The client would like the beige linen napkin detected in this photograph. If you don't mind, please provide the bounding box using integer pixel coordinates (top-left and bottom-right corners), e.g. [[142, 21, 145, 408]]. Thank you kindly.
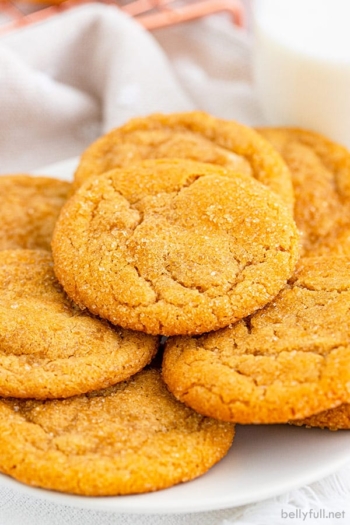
[[0, 2, 262, 174], [0, 3, 193, 173]]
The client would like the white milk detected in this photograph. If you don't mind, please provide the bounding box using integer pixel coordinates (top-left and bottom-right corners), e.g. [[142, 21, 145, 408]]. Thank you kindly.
[[253, 0, 350, 148]]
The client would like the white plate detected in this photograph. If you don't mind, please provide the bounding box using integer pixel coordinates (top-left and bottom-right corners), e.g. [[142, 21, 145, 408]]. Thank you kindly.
[[33, 156, 80, 180], [1, 424, 350, 514], [1, 158, 350, 515]]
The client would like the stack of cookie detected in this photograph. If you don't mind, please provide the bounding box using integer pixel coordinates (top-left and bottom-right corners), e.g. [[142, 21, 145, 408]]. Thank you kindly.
[[0, 183, 234, 496], [0, 111, 349, 497]]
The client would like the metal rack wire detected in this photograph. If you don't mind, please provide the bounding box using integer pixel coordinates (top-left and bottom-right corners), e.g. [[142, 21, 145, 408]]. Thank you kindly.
[[0, 0, 244, 34]]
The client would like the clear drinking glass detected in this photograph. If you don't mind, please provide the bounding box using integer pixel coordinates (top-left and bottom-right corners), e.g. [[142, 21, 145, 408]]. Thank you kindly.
[[252, 0, 350, 148]]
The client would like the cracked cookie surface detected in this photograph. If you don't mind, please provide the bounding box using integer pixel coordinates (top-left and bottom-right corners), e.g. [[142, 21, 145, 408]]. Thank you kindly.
[[52, 159, 299, 336], [0, 368, 235, 495], [162, 257, 350, 423], [0, 250, 158, 398], [257, 128, 350, 256], [0, 175, 70, 251], [73, 111, 294, 209]]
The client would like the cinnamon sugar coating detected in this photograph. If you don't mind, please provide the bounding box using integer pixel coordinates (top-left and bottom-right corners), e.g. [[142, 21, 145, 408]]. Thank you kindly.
[[258, 128, 350, 256], [0, 175, 70, 251], [290, 404, 350, 431], [0, 250, 158, 398], [0, 369, 235, 495], [52, 159, 299, 336], [73, 111, 294, 209], [162, 257, 350, 424]]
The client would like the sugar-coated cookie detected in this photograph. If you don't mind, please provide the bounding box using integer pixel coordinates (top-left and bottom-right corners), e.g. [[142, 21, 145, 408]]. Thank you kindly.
[[0, 250, 158, 398], [162, 257, 350, 423], [73, 111, 294, 208], [0, 175, 70, 251], [257, 128, 350, 256], [290, 404, 350, 431], [0, 368, 235, 495], [53, 159, 300, 336]]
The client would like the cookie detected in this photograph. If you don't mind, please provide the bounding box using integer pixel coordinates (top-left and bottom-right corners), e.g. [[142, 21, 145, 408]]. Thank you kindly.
[[290, 404, 350, 431], [72, 111, 294, 209], [52, 159, 300, 336], [162, 256, 350, 424], [257, 127, 350, 256], [0, 368, 235, 496], [0, 175, 70, 251], [0, 250, 158, 398]]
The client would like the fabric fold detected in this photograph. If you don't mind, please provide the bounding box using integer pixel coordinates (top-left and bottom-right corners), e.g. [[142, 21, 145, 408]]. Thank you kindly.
[[0, 4, 193, 172]]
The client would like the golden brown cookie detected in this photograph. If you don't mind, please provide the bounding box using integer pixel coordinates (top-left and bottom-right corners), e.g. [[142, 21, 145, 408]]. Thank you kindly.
[[0, 175, 70, 251], [0, 368, 235, 496], [162, 256, 350, 424], [290, 404, 350, 431], [0, 250, 158, 399], [52, 159, 300, 336], [257, 127, 350, 256], [73, 111, 294, 209]]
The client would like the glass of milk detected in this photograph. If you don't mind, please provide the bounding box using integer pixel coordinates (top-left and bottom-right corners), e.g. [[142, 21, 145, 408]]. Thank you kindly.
[[252, 0, 350, 148]]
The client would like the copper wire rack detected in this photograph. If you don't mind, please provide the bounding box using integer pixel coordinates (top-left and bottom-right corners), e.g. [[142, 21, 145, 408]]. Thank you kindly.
[[0, 0, 244, 34]]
